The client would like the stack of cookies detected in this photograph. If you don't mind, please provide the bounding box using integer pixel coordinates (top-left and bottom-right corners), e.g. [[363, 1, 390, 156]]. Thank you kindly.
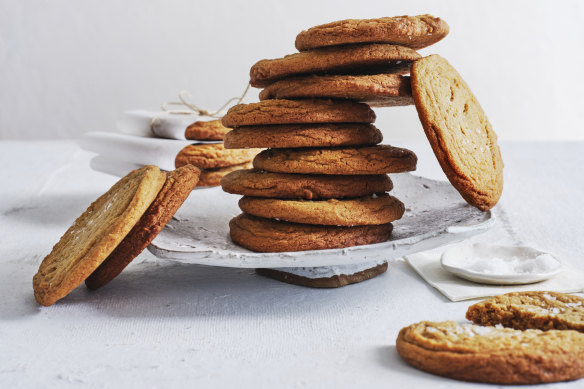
[[82, 114, 261, 188], [174, 119, 260, 187], [220, 15, 450, 253]]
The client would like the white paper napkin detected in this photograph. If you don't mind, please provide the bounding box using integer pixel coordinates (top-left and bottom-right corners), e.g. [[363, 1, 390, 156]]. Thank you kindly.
[[405, 249, 584, 301]]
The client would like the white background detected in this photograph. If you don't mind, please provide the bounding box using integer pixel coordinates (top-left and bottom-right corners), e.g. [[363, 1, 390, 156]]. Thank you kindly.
[[1, 0, 583, 141]]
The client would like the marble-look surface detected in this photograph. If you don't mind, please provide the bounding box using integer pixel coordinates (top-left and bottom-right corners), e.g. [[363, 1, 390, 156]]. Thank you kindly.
[[1, 140, 583, 388]]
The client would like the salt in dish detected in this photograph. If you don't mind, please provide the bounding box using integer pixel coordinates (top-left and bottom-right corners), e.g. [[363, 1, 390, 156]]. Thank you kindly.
[[440, 243, 563, 285]]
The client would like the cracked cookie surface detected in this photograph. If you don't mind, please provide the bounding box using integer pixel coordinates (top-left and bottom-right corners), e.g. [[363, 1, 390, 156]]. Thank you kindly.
[[185, 120, 230, 141], [466, 291, 584, 332], [250, 43, 420, 87], [253, 145, 417, 175], [224, 123, 382, 149], [198, 161, 253, 187], [229, 213, 393, 252], [239, 193, 404, 226], [174, 143, 260, 169], [259, 74, 413, 107], [221, 169, 392, 199], [222, 99, 375, 127], [295, 15, 449, 51], [396, 320, 584, 384]]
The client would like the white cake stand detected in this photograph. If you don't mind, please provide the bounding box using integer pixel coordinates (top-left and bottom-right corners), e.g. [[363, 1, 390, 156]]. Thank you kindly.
[[148, 173, 495, 279]]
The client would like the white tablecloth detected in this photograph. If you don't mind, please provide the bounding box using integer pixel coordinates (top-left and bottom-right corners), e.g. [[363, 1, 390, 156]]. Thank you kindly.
[[1, 140, 583, 388]]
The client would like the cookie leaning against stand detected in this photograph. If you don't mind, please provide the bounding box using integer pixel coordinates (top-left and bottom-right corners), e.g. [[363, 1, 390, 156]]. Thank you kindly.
[[33, 166, 167, 306], [411, 54, 503, 210], [85, 165, 201, 290]]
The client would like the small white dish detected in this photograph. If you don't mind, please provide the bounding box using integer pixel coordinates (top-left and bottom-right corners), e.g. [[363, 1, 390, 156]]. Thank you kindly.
[[440, 243, 563, 285]]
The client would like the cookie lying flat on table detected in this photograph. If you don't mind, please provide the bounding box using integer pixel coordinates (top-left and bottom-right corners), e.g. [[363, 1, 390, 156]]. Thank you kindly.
[[221, 169, 392, 199], [174, 143, 260, 169], [253, 145, 417, 175], [295, 15, 449, 51], [250, 43, 420, 87], [411, 55, 503, 211], [33, 166, 167, 306], [258, 74, 413, 107], [224, 123, 382, 149], [198, 161, 253, 187], [229, 213, 393, 252], [256, 262, 388, 288], [185, 120, 230, 141], [85, 165, 201, 290], [239, 194, 404, 226], [466, 291, 584, 332], [221, 99, 375, 127], [396, 321, 584, 384]]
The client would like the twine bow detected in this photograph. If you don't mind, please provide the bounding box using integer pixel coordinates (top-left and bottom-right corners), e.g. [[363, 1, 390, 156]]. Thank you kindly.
[[150, 83, 250, 133]]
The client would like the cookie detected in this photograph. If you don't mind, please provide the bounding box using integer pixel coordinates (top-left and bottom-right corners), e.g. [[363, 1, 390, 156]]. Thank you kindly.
[[224, 123, 382, 149], [259, 74, 413, 107], [250, 43, 420, 87], [198, 161, 253, 187], [220, 169, 393, 199], [221, 99, 375, 127], [396, 321, 584, 384], [411, 55, 503, 211], [229, 213, 393, 252], [174, 143, 260, 169], [466, 291, 584, 332], [239, 194, 404, 226], [32, 166, 167, 306], [256, 262, 388, 288], [85, 165, 201, 290], [185, 120, 230, 141], [253, 145, 417, 175], [295, 15, 449, 51]]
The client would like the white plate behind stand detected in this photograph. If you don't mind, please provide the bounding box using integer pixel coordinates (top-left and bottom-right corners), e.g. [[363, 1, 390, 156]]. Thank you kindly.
[[441, 243, 563, 285], [147, 173, 495, 268]]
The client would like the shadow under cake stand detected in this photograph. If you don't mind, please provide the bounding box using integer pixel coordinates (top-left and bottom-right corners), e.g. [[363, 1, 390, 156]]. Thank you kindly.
[[148, 173, 494, 287]]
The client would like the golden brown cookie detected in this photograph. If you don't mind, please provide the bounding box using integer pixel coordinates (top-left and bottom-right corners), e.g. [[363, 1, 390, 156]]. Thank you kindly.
[[239, 194, 404, 226], [32, 166, 167, 306], [221, 169, 392, 199], [259, 74, 413, 107], [198, 161, 253, 187], [229, 213, 393, 252], [466, 291, 584, 332], [85, 165, 201, 290], [250, 43, 420, 87], [224, 123, 382, 149], [185, 120, 230, 141], [396, 321, 584, 384], [295, 15, 449, 51], [253, 145, 417, 175], [256, 262, 388, 288], [222, 99, 375, 127], [174, 143, 260, 169], [411, 55, 503, 211]]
